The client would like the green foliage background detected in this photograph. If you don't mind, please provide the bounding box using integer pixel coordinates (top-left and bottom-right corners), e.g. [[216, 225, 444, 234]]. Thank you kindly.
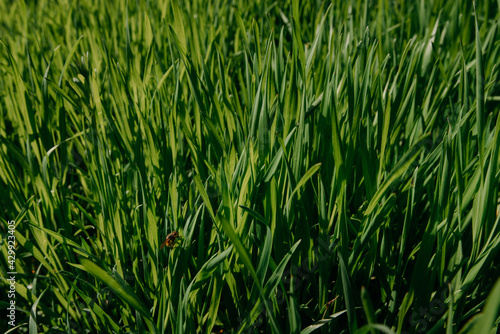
[[1, 0, 500, 333]]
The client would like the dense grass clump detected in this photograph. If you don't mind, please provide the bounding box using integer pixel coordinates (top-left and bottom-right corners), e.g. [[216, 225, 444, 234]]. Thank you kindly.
[[1, 0, 500, 333]]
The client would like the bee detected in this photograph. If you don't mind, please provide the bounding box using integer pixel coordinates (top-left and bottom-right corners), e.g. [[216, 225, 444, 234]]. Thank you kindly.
[[160, 231, 181, 249]]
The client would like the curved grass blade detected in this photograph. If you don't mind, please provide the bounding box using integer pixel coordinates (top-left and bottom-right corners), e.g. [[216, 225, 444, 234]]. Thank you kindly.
[[29, 287, 48, 334], [73, 258, 156, 332], [364, 136, 427, 216]]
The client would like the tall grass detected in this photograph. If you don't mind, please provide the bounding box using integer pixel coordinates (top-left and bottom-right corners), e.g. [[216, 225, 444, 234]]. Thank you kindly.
[[1, 0, 499, 333]]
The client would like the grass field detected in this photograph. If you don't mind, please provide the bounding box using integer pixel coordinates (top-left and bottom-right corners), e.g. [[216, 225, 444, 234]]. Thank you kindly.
[[1, 0, 500, 333]]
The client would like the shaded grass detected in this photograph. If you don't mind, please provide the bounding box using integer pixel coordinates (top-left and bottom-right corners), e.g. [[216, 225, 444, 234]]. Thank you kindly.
[[1, 0, 500, 333]]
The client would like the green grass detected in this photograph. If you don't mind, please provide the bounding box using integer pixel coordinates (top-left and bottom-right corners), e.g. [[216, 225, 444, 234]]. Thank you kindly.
[[1, 0, 500, 333]]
